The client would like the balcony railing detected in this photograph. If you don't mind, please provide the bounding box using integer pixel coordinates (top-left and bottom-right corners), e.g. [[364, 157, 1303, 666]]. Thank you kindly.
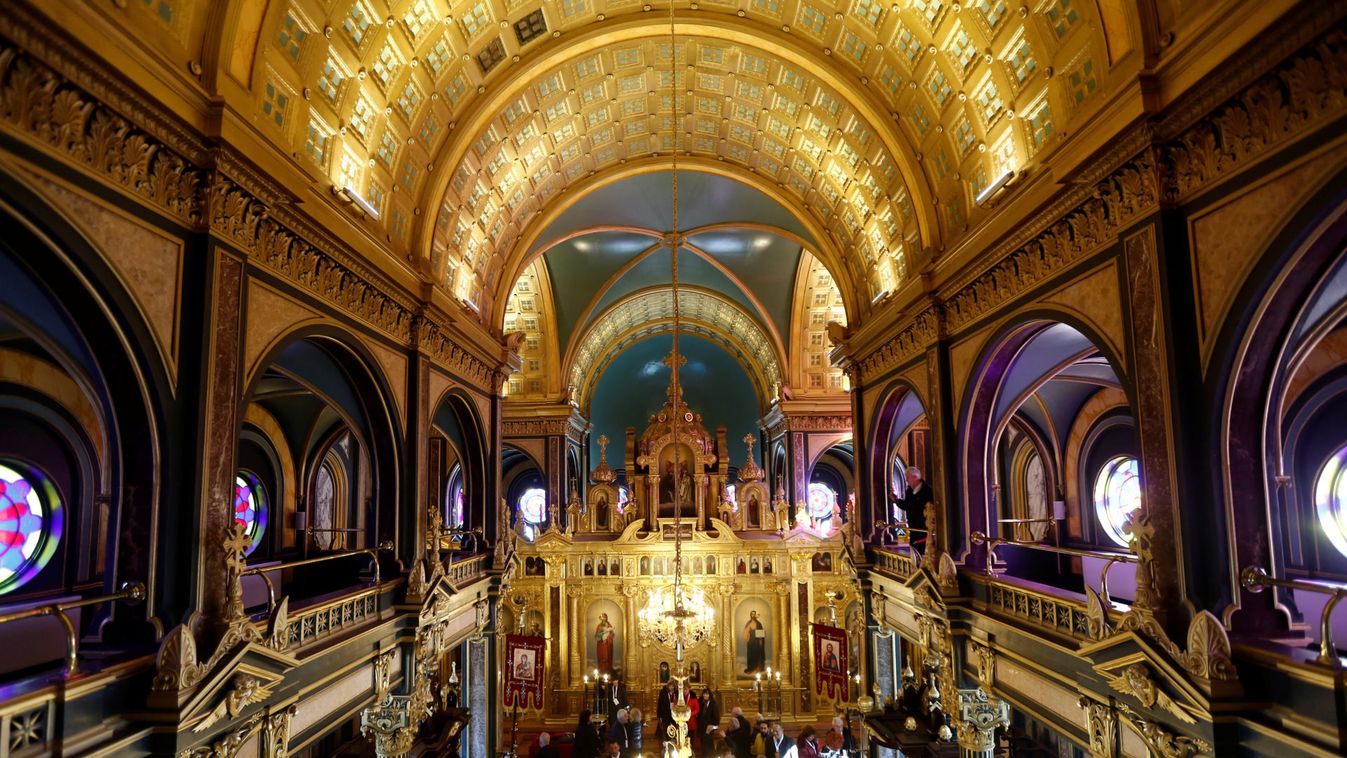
[[1242, 566, 1347, 666], [971, 531, 1138, 607], [0, 581, 146, 675], [243, 544, 389, 614]]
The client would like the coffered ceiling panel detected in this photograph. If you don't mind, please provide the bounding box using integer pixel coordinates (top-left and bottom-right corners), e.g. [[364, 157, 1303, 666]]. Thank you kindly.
[[219, 0, 1107, 324]]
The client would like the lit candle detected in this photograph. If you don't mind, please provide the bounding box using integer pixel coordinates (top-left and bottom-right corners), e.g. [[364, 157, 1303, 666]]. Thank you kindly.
[[584, 675, 589, 685]]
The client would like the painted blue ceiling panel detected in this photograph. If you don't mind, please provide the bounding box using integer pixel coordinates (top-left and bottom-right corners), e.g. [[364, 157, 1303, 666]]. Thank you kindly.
[[686, 229, 800, 338], [542, 231, 660, 348], [530, 171, 813, 252], [587, 333, 763, 471]]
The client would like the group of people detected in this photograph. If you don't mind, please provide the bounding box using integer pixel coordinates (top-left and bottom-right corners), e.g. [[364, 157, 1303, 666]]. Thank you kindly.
[[561, 679, 857, 758]]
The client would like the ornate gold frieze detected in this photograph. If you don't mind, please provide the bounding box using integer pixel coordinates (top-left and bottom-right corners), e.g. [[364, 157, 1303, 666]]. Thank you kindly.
[[855, 306, 940, 384], [1163, 29, 1347, 203], [0, 43, 204, 225], [502, 416, 576, 438], [783, 414, 854, 432], [1116, 704, 1213, 758]]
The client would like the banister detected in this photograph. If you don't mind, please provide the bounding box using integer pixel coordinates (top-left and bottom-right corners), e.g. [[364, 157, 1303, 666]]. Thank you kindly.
[[0, 580, 147, 675], [970, 532, 1138, 606], [1242, 565, 1347, 666], [243, 542, 392, 613]]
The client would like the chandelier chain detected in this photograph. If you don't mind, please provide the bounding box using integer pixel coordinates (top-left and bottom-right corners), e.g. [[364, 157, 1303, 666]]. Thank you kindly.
[[668, 0, 685, 674]]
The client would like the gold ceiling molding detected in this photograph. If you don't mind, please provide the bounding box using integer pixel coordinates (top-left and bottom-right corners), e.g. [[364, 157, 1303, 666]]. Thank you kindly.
[[566, 285, 783, 412]]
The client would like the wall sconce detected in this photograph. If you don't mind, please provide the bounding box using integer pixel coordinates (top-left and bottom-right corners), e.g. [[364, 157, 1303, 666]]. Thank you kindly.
[[335, 185, 382, 221], [974, 170, 1016, 207]]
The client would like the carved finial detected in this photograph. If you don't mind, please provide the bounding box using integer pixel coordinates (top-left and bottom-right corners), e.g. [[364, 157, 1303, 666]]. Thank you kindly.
[[592, 434, 616, 484], [738, 434, 765, 482], [223, 522, 253, 623]]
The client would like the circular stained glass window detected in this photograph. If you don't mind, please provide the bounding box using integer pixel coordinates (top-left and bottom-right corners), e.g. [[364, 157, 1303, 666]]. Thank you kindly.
[[808, 482, 838, 521], [233, 472, 269, 556], [0, 463, 63, 595], [519, 488, 546, 541], [1315, 445, 1347, 558], [1093, 456, 1142, 547]]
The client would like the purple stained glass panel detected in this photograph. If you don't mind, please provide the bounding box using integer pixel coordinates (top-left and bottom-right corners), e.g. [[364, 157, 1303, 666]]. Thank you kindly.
[[0, 463, 63, 594]]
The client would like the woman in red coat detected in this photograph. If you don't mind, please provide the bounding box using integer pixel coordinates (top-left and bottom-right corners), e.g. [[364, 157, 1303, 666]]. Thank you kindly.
[[685, 686, 701, 750]]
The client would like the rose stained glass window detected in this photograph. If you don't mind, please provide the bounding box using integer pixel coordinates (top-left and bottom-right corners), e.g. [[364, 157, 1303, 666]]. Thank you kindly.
[[234, 472, 269, 556], [1093, 456, 1141, 546], [1315, 445, 1347, 558], [808, 482, 838, 521], [519, 488, 546, 540], [0, 463, 63, 595]]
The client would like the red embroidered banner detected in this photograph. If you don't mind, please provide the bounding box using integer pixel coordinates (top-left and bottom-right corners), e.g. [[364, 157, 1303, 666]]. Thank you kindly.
[[504, 634, 546, 709], [812, 623, 849, 701]]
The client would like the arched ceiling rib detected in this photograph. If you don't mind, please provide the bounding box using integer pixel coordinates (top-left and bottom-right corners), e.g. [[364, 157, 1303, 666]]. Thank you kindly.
[[224, 0, 1107, 322], [568, 286, 783, 413]]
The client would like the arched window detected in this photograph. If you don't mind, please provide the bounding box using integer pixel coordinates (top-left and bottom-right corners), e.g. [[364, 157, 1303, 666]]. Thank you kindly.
[[1315, 444, 1347, 558], [445, 463, 465, 529], [891, 452, 908, 521], [234, 472, 269, 556], [519, 488, 546, 540], [447, 484, 465, 529], [1024, 452, 1050, 541], [808, 482, 837, 522], [1093, 456, 1141, 547], [724, 484, 737, 507], [313, 463, 335, 549], [0, 462, 63, 595], [618, 486, 629, 508]]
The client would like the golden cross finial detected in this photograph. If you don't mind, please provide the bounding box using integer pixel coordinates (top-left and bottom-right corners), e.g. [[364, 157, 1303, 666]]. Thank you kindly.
[[661, 351, 688, 370]]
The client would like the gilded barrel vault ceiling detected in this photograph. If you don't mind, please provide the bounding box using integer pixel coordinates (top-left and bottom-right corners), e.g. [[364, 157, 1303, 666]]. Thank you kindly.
[[161, 0, 1110, 322]]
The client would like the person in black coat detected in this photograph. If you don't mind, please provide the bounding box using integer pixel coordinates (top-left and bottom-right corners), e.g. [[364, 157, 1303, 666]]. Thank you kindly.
[[697, 689, 721, 758], [656, 681, 675, 741], [726, 715, 753, 758], [574, 710, 601, 758], [609, 672, 629, 712], [899, 467, 933, 549], [536, 732, 562, 758], [608, 710, 630, 752], [770, 723, 796, 758]]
